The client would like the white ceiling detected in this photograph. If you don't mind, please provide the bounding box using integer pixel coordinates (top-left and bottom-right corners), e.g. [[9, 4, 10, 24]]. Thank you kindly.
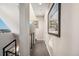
[[31, 3, 50, 17]]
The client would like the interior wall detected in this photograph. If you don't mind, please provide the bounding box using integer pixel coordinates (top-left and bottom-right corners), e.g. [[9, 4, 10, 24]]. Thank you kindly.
[[71, 4, 79, 55], [30, 4, 44, 40], [30, 4, 37, 24], [19, 3, 30, 56], [44, 3, 79, 56], [35, 16, 44, 40], [29, 3, 37, 34]]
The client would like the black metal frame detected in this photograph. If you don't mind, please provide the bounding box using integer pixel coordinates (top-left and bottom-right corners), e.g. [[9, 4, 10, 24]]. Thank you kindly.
[[6, 51, 15, 56], [48, 3, 61, 37], [3, 39, 17, 56], [31, 33, 35, 49]]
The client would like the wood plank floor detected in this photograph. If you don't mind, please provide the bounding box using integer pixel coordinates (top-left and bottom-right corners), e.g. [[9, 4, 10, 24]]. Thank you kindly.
[[30, 40, 49, 56]]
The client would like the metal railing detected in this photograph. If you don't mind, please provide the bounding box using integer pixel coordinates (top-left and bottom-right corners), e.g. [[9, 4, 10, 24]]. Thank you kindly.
[[31, 33, 35, 49], [3, 39, 18, 56]]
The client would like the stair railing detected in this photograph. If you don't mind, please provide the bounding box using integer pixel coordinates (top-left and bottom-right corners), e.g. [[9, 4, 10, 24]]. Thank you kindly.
[[3, 39, 17, 56]]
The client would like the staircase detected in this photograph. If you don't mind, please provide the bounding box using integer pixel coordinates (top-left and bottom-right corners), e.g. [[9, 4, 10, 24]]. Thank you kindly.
[[3, 39, 19, 56]]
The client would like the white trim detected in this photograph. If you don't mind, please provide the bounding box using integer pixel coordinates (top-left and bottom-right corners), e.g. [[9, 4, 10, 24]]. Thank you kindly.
[[44, 40, 52, 56]]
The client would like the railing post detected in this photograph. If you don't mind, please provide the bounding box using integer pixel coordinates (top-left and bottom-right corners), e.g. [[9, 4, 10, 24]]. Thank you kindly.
[[6, 51, 8, 56], [3, 48, 5, 56], [15, 40, 18, 56]]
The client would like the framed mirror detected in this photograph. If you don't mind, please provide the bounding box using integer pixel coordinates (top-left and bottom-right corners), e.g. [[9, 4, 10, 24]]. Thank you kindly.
[[48, 3, 61, 37]]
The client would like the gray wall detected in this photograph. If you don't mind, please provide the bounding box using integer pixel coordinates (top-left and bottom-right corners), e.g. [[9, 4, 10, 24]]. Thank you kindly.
[[44, 3, 79, 56], [19, 3, 30, 56], [35, 16, 44, 40]]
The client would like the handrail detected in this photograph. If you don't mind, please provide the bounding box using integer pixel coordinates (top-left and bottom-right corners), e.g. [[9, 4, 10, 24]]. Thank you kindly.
[[3, 39, 17, 56], [3, 40, 16, 49]]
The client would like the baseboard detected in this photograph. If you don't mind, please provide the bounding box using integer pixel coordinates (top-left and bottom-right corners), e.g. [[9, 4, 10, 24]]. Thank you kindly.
[[44, 41, 52, 56]]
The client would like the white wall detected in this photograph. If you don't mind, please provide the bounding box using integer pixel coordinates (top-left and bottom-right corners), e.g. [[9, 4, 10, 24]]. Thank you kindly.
[[19, 3, 30, 56], [29, 4, 36, 34], [0, 4, 19, 34], [30, 4, 37, 24], [71, 4, 79, 55], [35, 16, 44, 40], [30, 4, 44, 40], [44, 3, 79, 56]]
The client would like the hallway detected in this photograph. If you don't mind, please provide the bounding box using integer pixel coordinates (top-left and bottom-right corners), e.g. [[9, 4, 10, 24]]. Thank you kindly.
[[30, 40, 49, 56]]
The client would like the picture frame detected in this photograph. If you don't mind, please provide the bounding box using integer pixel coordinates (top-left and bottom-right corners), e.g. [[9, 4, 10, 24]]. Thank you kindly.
[[48, 3, 61, 37], [33, 21, 38, 28]]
